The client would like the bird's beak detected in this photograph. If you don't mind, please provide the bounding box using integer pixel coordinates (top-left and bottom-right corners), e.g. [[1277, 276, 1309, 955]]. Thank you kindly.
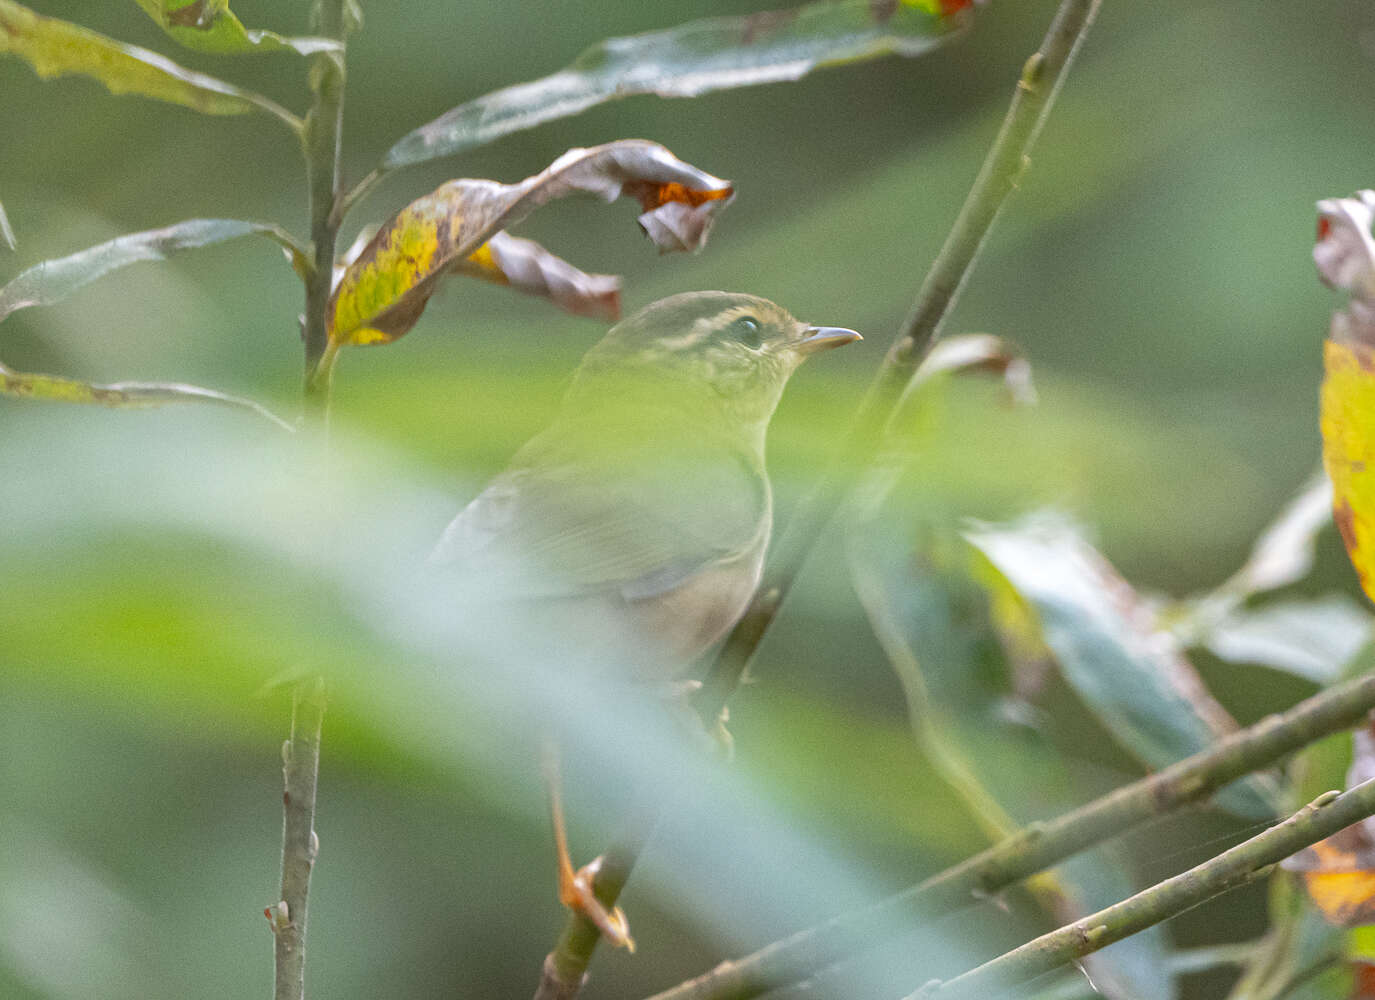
[[795, 325, 862, 355]]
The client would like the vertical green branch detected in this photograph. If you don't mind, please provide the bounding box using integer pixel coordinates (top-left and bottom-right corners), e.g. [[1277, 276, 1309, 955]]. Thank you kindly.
[[270, 6, 349, 998], [301, 0, 349, 412], [272, 678, 328, 1000], [699, 0, 1101, 716]]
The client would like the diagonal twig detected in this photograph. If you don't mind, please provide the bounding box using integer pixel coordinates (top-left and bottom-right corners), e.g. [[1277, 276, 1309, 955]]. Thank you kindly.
[[530, 1, 1102, 996]]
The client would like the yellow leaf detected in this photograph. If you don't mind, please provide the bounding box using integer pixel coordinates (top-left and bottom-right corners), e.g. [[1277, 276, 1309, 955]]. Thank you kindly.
[[1321, 337, 1375, 603]]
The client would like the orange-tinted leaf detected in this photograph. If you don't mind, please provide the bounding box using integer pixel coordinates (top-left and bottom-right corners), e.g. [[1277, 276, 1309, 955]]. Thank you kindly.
[[452, 232, 620, 322], [1287, 726, 1375, 927], [329, 141, 732, 346]]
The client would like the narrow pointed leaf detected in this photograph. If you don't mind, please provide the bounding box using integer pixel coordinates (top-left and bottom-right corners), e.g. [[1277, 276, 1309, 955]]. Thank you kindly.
[[0, 199, 14, 251], [330, 140, 731, 346], [131, 0, 340, 56], [0, 0, 294, 122], [453, 232, 621, 321], [381, 0, 974, 170], [0, 218, 307, 326], [966, 514, 1281, 820], [0, 362, 292, 430]]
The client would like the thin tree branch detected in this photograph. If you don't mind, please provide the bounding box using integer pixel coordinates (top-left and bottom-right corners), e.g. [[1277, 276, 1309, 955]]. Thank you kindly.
[[270, 678, 327, 1000], [911, 781, 1375, 999], [528, 1, 1102, 994], [643, 671, 1375, 1000], [300, 1, 349, 413], [268, 6, 349, 999]]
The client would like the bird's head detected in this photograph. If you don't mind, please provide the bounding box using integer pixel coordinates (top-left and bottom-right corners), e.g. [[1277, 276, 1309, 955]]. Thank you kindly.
[[571, 291, 861, 432]]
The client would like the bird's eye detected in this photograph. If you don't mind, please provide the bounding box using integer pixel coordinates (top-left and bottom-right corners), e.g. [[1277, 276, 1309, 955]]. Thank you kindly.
[[731, 316, 763, 348]]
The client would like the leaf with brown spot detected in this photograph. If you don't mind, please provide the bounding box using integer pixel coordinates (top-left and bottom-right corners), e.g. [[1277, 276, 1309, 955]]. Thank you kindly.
[[380, 0, 973, 170], [0, 361, 292, 430], [329, 141, 731, 347], [131, 0, 339, 56]]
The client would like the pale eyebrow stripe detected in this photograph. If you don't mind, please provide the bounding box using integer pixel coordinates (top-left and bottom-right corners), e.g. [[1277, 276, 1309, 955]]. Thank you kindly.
[[655, 317, 716, 352]]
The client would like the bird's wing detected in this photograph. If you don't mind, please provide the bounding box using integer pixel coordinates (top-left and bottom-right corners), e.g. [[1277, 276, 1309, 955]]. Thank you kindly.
[[431, 422, 768, 600]]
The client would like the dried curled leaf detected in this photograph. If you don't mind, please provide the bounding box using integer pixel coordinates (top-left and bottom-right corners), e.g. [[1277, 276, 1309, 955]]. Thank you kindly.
[[330, 141, 732, 346], [382, 0, 973, 170], [131, 0, 340, 56], [0, 361, 292, 430], [0, 0, 287, 119], [1317, 192, 1375, 607], [908, 333, 1037, 404], [453, 233, 621, 322]]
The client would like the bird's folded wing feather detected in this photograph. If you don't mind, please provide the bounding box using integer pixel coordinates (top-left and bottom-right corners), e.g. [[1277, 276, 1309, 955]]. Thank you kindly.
[[431, 422, 767, 600]]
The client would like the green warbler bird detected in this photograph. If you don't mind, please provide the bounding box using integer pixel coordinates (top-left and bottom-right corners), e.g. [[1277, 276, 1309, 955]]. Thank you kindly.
[[431, 290, 860, 945]]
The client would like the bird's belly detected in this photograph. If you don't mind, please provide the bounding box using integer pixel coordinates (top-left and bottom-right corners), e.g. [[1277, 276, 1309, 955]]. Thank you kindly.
[[539, 544, 764, 678], [622, 546, 765, 669]]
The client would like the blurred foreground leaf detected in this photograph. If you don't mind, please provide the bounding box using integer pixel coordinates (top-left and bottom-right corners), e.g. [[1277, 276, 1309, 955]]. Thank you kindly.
[[966, 514, 1280, 819], [0, 362, 291, 429], [381, 0, 973, 170], [131, 0, 340, 55], [0, 218, 306, 326], [0, 0, 293, 122], [330, 140, 731, 345]]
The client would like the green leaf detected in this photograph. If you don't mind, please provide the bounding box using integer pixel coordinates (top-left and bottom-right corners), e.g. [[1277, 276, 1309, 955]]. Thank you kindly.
[[380, 0, 973, 170], [0, 199, 13, 251], [0, 218, 307, 326], [0, 0, 298, 127], [131, 0, 340, 56], [0, 362, 292, 430], [847, 488, 1176, 1000], [1204, 596, 1372, 685], [965, 513, 1282, 820]]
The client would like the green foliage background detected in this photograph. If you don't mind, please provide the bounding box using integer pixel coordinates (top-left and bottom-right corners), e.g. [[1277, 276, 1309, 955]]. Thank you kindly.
[[2, 2, 1374, 998]]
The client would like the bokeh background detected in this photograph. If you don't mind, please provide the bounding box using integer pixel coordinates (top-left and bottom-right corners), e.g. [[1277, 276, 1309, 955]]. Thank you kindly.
[[4, 1, 1375, 997]]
